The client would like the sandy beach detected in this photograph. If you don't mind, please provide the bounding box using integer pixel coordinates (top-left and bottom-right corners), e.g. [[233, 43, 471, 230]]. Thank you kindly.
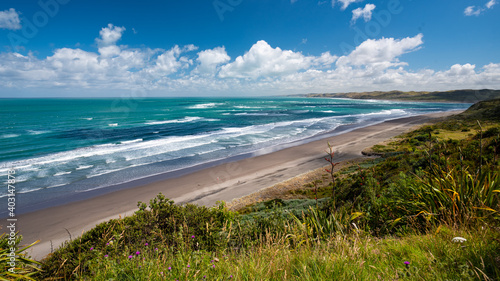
[[9, 111, 460, 260]]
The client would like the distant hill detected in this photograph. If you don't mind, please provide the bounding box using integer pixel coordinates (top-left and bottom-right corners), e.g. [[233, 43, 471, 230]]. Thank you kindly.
[[455, 98, 500, 121], [303, 89, 500, 103]]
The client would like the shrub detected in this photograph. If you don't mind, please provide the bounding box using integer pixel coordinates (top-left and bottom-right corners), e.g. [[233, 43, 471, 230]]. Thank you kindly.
[[40, 194, 236, 279]]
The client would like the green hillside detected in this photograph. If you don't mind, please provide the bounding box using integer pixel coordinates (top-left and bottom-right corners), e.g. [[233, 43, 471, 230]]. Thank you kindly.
[[305, 89, 500, 103], [457, 98, 500, 120]]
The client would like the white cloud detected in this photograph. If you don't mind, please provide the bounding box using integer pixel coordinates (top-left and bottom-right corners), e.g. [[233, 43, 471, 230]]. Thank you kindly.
[[333, 0, 364, 10], [0, 8, 21, 30], [95, 24, 126, 58], [195, 47, 231, 75], [96, 24, 126, 47], [313, 52, 338, 67], [486, 0, 497, 9], [98, 45, 121, 58], [182, 44, 199, 53], [219, 40, 312, 79], [336, 34, 423, 68], [144, 45, 195, 77], [47, 48, 101, 74], [351, 4, 376, 24], [0, 26, 499, 96], [464, 0, 496, 16], [447, 63, 476, 76], [464, 6, 482, 16]]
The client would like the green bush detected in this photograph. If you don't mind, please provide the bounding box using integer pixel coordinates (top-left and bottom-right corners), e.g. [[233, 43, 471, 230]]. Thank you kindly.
[[40, 193, 236, 279]]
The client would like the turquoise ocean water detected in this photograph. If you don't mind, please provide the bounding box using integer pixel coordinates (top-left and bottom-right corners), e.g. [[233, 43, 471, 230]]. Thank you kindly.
[[0, 97, 469, 213]]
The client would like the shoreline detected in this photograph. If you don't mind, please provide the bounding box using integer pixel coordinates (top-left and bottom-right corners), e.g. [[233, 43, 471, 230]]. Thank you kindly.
[[5, 111, 436, 217], [6, 110, 461, 260]]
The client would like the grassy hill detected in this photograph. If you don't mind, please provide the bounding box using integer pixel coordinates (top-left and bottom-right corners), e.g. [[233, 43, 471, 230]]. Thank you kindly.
[[305, 89, 500, 103], [457, 98, 500, 120]]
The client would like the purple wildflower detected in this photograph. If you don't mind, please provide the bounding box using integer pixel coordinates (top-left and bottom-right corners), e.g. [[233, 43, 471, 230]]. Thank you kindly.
[[136, 251, 140, 255], [168, 267, 171, 270], [191, 235, 195, 238], [145, 243, 149, 246], [212, 264, 215, 268], [155, 248, 158, 251], [404, 261, 410, 265], [104, 254, 108, 258], [106, 243, 109, 246], [90, 247, 94, 251], [128, 255, 133, 259], [187, 264, 190, 268]]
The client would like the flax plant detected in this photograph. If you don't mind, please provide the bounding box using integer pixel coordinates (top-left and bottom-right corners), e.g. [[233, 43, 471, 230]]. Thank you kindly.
[[0, 233, 41, 280], [394, 166, 499, 228]]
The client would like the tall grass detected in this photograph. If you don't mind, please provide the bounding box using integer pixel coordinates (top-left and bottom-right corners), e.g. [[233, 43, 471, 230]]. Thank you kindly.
[[41, 224, 500, 280], [393, 166, 499, 228]]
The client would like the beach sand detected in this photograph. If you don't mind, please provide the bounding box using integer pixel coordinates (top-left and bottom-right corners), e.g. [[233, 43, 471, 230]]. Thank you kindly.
[[10, 111, 460, 260]]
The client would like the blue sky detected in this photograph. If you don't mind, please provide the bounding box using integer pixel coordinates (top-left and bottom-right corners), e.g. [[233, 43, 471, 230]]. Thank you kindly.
[[0, 0, 499, 97]]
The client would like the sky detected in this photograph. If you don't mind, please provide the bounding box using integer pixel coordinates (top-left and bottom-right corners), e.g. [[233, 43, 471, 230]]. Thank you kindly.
[[0, 0, 499, 97]]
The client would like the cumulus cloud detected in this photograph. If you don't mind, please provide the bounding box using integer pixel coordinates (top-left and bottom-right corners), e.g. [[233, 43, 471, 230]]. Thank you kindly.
[[195, 47, 231, 75], [313, 52, 338, 67], [0, 8, 21, 30], [336, 34, 423, 68], [333, 0, 364, 10], [351, 4, 376, 24], [95, 24, 126, 58], [0, 25, 499, 96], [447, 63, 476, 76], [219, 40, 312, 79], [96, 24, 126, 47], [142, 45, 196, 78]]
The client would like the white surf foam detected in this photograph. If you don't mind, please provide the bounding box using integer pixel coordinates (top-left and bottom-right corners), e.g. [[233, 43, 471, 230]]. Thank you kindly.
[[188, 103, 223, 109]]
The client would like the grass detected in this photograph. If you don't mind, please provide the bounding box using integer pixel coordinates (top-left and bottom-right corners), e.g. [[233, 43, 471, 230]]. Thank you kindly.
[[34, 225, 500, 280], [392, 167, 500, 228]]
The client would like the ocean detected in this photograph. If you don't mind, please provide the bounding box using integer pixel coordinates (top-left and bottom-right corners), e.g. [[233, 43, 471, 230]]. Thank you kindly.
[[0, 97, 469, 214]]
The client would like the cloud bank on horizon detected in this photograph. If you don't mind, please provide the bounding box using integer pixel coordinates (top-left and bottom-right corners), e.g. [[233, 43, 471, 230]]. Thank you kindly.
[[0, 0, 499, 97]]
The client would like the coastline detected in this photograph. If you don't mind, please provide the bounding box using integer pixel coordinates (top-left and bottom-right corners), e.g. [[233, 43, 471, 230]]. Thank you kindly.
[[9, 110, 461, 260]]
